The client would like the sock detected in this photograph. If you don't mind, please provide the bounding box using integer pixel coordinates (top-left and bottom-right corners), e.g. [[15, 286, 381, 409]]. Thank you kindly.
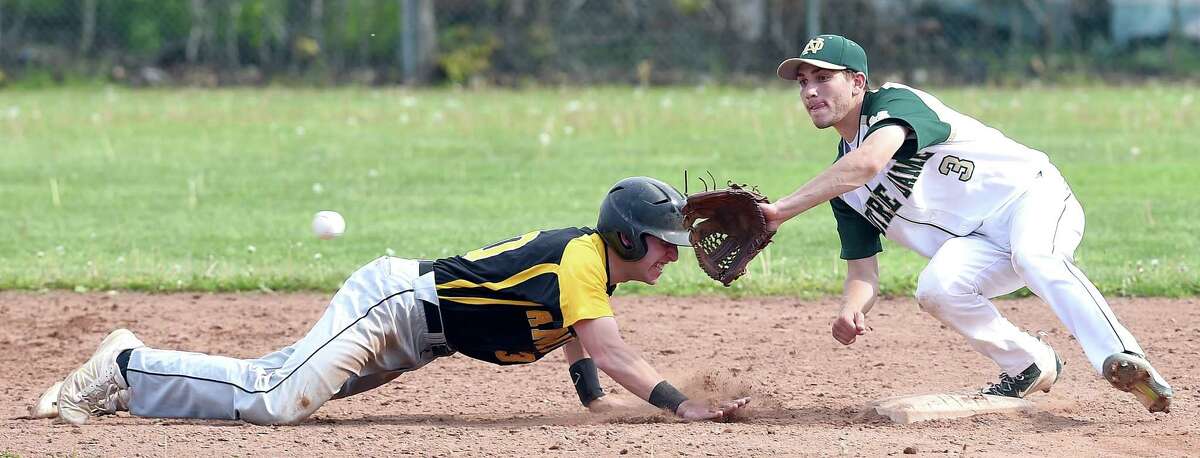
[[116, 348, 134, 386]]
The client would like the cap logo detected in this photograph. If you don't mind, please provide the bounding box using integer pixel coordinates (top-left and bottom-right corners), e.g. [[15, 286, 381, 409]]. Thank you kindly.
[[802, 37, 825, 55]]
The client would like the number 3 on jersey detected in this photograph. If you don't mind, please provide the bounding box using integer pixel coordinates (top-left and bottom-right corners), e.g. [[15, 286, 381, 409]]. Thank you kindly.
[[938, 155, 975, 181]]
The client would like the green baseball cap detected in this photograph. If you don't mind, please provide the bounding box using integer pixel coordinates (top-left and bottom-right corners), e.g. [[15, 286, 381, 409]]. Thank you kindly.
[[777, 34, 869, 80]]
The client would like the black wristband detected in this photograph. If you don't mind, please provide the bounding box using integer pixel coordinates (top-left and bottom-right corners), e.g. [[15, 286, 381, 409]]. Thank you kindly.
[[569, 358, 604, 406], [648, 381, 688, 413]]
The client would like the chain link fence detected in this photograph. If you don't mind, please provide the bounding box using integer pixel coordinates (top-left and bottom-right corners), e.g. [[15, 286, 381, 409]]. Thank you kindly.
[[1, 0, 1198, 87]]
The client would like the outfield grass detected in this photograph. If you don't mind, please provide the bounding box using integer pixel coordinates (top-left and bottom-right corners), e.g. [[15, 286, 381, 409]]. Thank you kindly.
[[1, 85, 1196, 296]]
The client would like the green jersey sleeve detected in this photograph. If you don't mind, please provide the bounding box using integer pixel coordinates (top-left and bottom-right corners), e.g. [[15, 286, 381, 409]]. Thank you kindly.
[[831, 197, 882, 260], [862, 86, 951, 160]]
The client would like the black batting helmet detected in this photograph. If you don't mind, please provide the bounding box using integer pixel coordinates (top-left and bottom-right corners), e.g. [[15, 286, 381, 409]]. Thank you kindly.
[[597, 176, 691, 261]]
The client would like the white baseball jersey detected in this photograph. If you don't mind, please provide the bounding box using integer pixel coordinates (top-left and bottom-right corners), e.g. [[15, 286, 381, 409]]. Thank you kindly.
[[829, 82, 1149, 379], [833, 83, 1051, 258]]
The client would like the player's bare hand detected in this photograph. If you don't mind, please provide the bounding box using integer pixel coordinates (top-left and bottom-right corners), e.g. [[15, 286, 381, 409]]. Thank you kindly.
[[586, 395, 641, 414], [832, 310, 868, 345], [674, 397, 751, 421], [759, 202, 784, 232]]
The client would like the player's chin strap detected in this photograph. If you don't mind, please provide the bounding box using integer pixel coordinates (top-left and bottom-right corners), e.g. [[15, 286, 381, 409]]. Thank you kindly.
[[418, 261, 455, 358]]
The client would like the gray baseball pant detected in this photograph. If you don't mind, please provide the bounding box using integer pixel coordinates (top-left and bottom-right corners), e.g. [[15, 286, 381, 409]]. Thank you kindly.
[[124, 257, 450, 425]]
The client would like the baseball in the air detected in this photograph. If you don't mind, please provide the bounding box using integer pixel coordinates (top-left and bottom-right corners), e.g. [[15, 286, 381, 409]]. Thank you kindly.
[[312, 211, 346, 240]]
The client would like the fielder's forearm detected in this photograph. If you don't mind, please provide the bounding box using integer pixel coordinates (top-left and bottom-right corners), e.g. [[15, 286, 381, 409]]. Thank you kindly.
[[775, 125, 906, 223], [841, 276, 878, 316], [774, 162, 872, 221], [842, 257, 881, 315]]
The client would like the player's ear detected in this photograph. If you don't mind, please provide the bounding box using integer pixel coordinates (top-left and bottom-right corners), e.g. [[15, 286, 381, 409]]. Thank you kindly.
[[851, 71, 867, 94], [618, 232, 633, 249]]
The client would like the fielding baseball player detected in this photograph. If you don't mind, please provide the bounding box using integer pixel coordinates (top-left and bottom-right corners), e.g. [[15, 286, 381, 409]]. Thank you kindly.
[[764, 34, 1172, 412], [35, 177, 750, 425]]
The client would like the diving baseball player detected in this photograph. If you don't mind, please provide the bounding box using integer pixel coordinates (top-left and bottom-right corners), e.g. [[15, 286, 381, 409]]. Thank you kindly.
[[35, 177, 750, 425], [764, 35, 1172, 412]]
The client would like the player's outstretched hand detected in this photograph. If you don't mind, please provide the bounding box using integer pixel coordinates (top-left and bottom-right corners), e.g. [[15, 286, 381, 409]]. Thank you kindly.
[[675, 397, 751, 421], [832, 310, 868, 345]]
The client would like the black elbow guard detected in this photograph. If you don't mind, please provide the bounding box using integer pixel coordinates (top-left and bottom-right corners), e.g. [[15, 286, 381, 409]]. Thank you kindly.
[[569, 358, 604, 406]]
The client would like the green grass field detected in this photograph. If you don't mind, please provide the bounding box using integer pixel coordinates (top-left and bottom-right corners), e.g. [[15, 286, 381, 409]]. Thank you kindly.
[[1, 86, 1197, 296]]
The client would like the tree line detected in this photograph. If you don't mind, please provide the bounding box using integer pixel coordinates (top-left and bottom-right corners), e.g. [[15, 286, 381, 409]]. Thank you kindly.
[[0, 0, 1194, 87]]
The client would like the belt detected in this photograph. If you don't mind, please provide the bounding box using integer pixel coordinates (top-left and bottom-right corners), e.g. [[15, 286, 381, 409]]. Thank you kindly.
[[419, 300, 454, 358], [417, 260, 453, 357], [421, 300, 444, 334]]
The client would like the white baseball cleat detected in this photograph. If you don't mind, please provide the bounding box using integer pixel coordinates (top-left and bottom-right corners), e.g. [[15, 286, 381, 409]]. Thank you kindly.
[[30, 380, 131, 419], [1103, 352, 1173, 413], [57, 329, 145, 425], [29, 381, 63, 418]]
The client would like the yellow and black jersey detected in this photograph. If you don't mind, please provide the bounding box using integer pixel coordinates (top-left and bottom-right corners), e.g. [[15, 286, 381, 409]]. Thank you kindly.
[[429, 227, 616, 365]]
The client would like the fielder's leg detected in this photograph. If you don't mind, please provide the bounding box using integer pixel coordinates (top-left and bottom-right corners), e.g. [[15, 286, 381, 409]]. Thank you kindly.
[[1006, 168, 1170, 411], [915, 235, 1060, 397], [1007, 169, 1144, 368], [123, 257, 439, 424]]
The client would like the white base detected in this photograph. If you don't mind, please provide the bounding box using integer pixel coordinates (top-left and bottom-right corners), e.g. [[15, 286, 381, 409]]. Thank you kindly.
[[861, 392, 1036, 424]]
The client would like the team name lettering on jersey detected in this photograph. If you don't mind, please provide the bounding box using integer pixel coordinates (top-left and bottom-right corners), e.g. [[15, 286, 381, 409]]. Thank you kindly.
[[886, 151, 934, 197], [864, 151, 934, 231], [493, 310, 574, 363], [526, 310, 572, 352], [864, 183, 901, 231]]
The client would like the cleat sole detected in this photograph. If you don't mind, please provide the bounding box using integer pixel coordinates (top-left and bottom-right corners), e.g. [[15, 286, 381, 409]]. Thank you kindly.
[[1104, 354, 1172, 413]]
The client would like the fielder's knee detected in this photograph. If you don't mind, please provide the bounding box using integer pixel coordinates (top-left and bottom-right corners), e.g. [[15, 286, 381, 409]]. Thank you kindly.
[[914, 270, 972, 316], [914, 274, 948, 315], [1011, 248, 1066, 279]]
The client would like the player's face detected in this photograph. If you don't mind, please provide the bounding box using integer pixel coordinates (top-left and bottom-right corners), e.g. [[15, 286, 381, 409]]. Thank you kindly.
[[633, 236, 679, 285], [794, 65, 860, 129]]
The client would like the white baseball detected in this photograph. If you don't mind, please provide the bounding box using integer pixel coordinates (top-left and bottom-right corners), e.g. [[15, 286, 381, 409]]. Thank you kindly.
[[312, 211, 346, 240]]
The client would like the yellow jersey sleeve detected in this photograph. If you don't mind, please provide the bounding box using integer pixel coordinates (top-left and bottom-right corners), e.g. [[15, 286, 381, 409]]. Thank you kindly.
[[558, 234, 614, 326]]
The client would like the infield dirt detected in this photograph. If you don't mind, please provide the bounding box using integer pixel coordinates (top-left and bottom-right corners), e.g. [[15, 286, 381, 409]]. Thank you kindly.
[[2, 292, 1196, 456]]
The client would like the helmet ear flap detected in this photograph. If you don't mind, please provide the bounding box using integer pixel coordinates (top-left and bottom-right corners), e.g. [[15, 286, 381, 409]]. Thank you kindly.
[[618, 232, 634, 249], [623, 232, 648, 261]]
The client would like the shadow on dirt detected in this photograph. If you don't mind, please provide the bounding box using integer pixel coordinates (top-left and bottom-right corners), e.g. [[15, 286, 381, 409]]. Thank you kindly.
[[295, 405, 860, 428]]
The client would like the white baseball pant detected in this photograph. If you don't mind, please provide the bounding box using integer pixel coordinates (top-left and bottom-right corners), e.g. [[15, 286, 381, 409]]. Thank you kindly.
[[914, 165, 1143, 376]]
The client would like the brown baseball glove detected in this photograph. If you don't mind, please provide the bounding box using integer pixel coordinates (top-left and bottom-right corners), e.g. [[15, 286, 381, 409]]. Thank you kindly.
[[682, 182, 775, 286]]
